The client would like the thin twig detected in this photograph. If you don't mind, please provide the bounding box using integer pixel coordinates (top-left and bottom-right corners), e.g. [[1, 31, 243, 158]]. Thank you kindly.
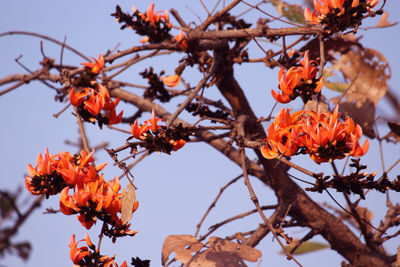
[[195, 174, 243, 237], [237, 115, 303, 267], [166, 58, 217, 128], [73, 106, 90, 153]]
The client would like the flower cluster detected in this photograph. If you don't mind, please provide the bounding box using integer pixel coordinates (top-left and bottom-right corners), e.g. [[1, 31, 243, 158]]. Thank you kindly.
[[174, 29, 188, 50], [69, 84, 123, 127], [304, 0, 380, 33], [25, 149, 138, 234], [112, 3, 172, 44], [81, 54, 104, 74], [271, 51, 322, 104], [69, 234, 127, 267], [261, 106, 369, 164], [130, 110, 187, 153]]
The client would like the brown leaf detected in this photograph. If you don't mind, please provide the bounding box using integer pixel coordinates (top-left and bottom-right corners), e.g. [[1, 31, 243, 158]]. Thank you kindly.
[[388, 122, 400, 137], [206, 237, 261, 262], [188, 251, 245, 267], [300, 35, 361, 63], [187, 237, 261, 267], [375, 12, 397, 28], [332, 47, 391, 106], [270, 0, 305, 24], [120, 184, 136, 225], [332, 98, 376, 138], [161, 235, 203, 266]]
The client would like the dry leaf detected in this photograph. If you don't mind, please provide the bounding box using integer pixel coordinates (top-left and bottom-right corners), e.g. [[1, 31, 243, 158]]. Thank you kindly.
[[332, 47, 391, 106], [270, 0, 305, 24], [161, 235, 203, 266], [206, 237, 261, 262], [388, 122, 400, 137], [304, 95, 329, 113], [187, 251, 245, 267], [300, 35, 361, 63], [120, 184, 136, 225], [187, 237, 261, 267], [332, 98, 376, 138], [375, 12, 396, 28]]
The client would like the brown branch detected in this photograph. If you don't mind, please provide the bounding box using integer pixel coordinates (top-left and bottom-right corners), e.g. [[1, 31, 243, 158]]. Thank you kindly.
[[237, 115, 302, 266], [188, 26, 323, 40], [0, 31, 90, 61], [0, 196, 43, 251], [73, 106, 90, 154], [197, 0, 242, 31]]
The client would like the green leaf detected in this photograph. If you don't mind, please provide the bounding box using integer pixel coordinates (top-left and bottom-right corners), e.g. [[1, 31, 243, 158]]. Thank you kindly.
[[284, 241, 330, 255], [270, 0, 305, 24], [324, 80, 350, 93]]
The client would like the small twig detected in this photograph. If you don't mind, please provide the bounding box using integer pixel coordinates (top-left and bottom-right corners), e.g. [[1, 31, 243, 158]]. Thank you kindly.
[[199, 0, 211, 16], [53, 103, 71, 118], [195, 174, 243, 237], [73, 106, 90, 153], [237, 115, 302, 267], [166, 58, 218, 128], [0, 31, 90, 61], [199, 205, 277, 242], [118, 151, 150, 180], [317, 34, 326, 80], [197, 0, 242, 31]]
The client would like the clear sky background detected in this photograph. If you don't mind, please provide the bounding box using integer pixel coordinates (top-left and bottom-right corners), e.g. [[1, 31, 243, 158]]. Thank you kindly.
[[1, 1, 399, 267]]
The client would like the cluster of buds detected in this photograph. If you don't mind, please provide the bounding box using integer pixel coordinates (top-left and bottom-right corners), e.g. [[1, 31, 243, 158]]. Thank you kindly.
[[25, 149, 138, 233], [304, 0, 380, 33], [112, 3, 172, 44], [130, 110, 187, 153], [69, 234, 127, 267], [271, 51, 322, 104], [261, 106, 369, 164], [69, 84, 123, 127]]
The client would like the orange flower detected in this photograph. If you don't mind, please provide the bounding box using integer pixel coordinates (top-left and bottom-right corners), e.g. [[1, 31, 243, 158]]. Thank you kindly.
[[69, 234, 91, 265], [60, 175, 128, 229], [304, 0, 377, 25], [170, 139, 186, 151], [81, 54, 104, 74], [261, 106, 369, 164], [144, 109, 163, 132], [130, 120, 150, 139], [144, 3, 172, 28], [25, 148, 65, 196], [174, 29, 188, 50], [69, 234, 127, 266], [69, 87, 89, 106], [271, 51, 321, 104], [261, 109, 304, 159], [161, 74, 180, 88]]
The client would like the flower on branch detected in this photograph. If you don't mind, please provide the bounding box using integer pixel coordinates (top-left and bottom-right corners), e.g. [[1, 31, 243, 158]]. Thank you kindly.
[[161, 74, 180, 88], [174, 29, 188, 50], [81, 54, 104, 74], [304, 0, 380, 33], [25, 148, 65, 197], [261, 105, 369, 164], [69, 234, 128, 267], [69, 84, 123, 127], [60, 176, 138, 232], [112, 3, 172, 44], [271, 51, 322, 104], [128, 112, 190, 153]]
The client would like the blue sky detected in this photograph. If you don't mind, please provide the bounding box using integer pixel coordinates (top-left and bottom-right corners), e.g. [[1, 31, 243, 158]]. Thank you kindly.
[[1, 1, 399, 267]]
